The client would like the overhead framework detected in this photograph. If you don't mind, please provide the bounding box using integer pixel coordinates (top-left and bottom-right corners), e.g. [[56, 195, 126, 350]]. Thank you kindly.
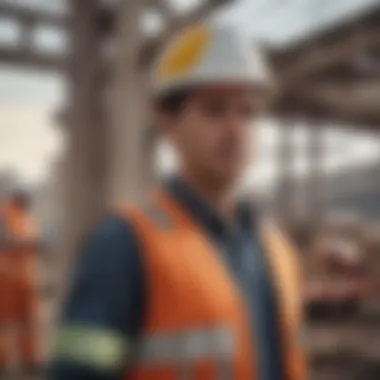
[[270, 2, 380, 128], [1, 0, 379, 128], [0, 0, 232, 70], [1, 0, 379, 235], [0, 1, 67, 70]]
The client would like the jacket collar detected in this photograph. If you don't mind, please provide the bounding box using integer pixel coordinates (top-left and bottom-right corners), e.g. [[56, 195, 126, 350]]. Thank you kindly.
[[164, 176, 255, 238]]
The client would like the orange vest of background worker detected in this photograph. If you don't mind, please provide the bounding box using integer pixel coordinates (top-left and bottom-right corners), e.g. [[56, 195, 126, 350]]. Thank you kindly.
[[120, 189, 306, 380], [0, 190, 40, 375]]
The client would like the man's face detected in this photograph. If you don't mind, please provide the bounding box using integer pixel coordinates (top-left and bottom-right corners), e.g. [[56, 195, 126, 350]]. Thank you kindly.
[[163, 85, 259, 186]]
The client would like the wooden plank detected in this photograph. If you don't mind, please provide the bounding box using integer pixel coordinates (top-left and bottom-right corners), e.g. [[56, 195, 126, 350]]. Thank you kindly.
[[270, 4, 380, 63], [294, 81, 380, 120], [279, 31, 380, 87], [0, 46, 65, 70], [273, 106, 380, 130]]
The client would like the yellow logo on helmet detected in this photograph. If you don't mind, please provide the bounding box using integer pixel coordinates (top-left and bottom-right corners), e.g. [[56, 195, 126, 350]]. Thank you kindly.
[[157, 25, 211, 81]]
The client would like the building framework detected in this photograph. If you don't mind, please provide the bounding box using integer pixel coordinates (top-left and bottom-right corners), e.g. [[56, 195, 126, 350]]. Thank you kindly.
[[0, 0, 379, 250]]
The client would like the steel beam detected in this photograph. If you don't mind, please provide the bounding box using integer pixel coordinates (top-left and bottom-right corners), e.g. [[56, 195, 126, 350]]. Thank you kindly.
[[0, 2, 68, 27], [0, 46, 64, 70]]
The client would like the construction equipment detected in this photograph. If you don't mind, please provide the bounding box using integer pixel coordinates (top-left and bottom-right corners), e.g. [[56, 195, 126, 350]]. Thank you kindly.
[[303, 215, 376, 316]]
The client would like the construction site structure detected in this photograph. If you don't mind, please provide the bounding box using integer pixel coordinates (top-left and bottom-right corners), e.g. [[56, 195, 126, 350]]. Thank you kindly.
[[1, 0, 380, 287]]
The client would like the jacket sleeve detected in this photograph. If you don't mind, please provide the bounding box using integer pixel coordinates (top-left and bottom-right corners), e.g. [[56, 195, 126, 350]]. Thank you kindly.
[[47, 216, 145, 380]]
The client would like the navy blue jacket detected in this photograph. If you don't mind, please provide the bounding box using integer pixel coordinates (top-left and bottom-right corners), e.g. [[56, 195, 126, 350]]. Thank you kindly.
[[48, 178, 283, 380]]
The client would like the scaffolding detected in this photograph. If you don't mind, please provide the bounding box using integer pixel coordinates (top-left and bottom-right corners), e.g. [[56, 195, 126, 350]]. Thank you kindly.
[[1, 0, 380, 253]]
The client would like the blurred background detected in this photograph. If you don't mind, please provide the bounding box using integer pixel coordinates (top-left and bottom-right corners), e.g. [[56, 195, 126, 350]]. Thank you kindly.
[[1, 0, 380, 379]]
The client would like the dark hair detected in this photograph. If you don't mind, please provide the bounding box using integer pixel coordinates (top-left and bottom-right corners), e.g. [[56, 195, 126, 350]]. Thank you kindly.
[[155, 89, 192, 116]]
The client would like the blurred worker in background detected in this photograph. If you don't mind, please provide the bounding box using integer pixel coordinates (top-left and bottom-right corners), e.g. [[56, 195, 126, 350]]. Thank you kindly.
[[0, 186, 41, 375], [49, 23, 307, 380]]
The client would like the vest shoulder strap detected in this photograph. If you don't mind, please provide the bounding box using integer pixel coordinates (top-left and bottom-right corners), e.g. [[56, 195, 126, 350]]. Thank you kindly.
[[260, 218, 298, 259], [260, 218, 303, 294], [119, 198, 173, 233]]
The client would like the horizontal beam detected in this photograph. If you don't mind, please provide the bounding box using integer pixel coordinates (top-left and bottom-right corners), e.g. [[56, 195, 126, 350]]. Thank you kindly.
[[273, 91, 380, 129], [272, 108, 380, 130], [270, 5, 380, 62], [0, 46, 64, 71], [0, 0, 233, 70], [277, 30, 380, 87], [295, 81, 380, 117], [0, 2, 68, 27]]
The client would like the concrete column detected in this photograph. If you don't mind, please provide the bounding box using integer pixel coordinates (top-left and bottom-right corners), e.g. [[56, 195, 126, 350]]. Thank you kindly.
[[106, 1, 152, 207], [58, 0, 107, 297]]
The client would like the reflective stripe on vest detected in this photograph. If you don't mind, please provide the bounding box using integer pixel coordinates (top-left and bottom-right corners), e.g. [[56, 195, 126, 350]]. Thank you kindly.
[[53, 324, 129, 372], [136, 326, 234, 364], [135, 326, 234, 379]]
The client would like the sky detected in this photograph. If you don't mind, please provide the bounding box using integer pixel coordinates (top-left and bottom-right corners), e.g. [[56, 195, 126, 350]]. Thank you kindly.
[[0, 68, 64, 183], [0, 0, 379, 186]]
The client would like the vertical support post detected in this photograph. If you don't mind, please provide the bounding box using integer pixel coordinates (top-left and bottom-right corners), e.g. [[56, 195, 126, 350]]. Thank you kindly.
[[275, 120, 295, 225], [305, 121, 324, 226], [20, 19, 35, 51], [58, 0, 107, 296], [106, 0, 152, 207]]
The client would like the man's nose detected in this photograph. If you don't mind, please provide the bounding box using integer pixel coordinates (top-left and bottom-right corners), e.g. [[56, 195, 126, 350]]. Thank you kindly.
[[224, 113, 247, 135]]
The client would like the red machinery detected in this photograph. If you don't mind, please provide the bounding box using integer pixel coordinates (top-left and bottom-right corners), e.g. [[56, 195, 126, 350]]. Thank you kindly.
[[304, 216, 375, 314]]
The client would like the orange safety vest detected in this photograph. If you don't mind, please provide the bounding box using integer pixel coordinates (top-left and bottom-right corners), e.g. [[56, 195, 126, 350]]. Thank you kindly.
[[122, 190, 307, 380], [0, 203, 39, 367], [0, 203, 37, 279]]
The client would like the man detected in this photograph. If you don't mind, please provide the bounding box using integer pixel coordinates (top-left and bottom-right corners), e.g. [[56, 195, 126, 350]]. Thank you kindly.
[[0, 187, 41, 375], [49, 23, 307, 380]]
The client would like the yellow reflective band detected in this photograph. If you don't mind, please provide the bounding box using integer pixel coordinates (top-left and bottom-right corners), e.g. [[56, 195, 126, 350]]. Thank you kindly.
[[53, 325, 129, 373], [157, 25, 211, 81]]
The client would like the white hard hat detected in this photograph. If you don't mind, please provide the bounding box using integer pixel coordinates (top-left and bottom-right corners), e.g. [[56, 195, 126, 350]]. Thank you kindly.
[[152, 23, 274, 97]]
